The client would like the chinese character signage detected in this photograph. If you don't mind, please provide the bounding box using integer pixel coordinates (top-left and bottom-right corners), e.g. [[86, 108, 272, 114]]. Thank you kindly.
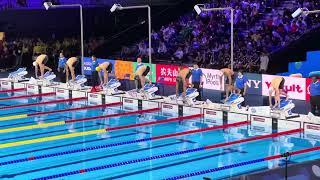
[[156, 64, 179, 85]]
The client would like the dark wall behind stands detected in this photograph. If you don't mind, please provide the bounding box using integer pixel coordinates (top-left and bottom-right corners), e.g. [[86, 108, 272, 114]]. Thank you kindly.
[[269, 26, 320, 74], [0, 0, 203, 58]]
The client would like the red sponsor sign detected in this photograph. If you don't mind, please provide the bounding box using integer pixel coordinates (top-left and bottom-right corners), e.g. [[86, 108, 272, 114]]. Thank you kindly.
[[306, 124, 320, 131], [306, 78, 312, 101], [57, 89, 65, 93], [28, 85, 35, 89], [156, 64, 179, 85], [253, 117, 265, 122], [163, 104, 173, 109], [124, 99, 133, 103], [89, 94, 99, 98], [206, 110, 217, 115]]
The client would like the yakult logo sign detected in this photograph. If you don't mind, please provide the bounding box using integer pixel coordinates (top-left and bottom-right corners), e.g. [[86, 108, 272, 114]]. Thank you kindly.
[[201, 69, 224, 91], [262, 74, 306, 100]]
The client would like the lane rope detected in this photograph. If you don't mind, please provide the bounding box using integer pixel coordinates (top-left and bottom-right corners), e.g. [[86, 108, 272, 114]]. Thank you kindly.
[[0, 97, 87, 111], [0, 88, 26, 93], [0, 102, 122, 122], [0, 113, 200, 149], [0, 92, 55, 101], [0, 108, 161, 133], [165, 143, 320, 180], [0, 121, 248, 166], [33, 128, 302, 180]]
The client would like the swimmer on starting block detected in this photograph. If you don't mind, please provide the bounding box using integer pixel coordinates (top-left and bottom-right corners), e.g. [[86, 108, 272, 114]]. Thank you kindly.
[[96, 62, 113, 86], [134, 64, 150, 91], [66, 57, 79, 82], [220, 66, 234, 98], [269, 76, 288, 109], [33, 54, 52, 79], [176, 66, 192, 98]]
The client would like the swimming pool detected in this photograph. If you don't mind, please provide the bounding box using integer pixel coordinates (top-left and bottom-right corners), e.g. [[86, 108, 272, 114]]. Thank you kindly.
[[0, 90, 319, 180]]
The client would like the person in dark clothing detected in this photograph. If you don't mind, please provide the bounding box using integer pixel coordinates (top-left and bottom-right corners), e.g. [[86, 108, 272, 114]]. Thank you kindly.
[[310, 76, 320, 116], [191, 63, 203, 101], [57, 52, 66, 83]]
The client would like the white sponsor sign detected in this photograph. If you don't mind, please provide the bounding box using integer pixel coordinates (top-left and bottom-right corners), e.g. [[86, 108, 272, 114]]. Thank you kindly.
[[27, 84, 39, 94], [56, 88, 69, 98], [41, 87, 55, 93], [228, 113, 248, 123], [204, 109, 223, 120], [251, 115, 272, 127], [304, 123, 320, 135], [72, 90, 86, 98], [142, 101, 159, 109], [88, 93, 102, 104], [262, 74, 306, 100], [0, 81, 12, 89], [123, 98, 138, 107], [13, 82, 25, 89], [105, 95, 121, 104], [201, 69, 224, 91], [278, 120, 301, 130], [183, 106, 201, 115], [162, 103, 179, 114]]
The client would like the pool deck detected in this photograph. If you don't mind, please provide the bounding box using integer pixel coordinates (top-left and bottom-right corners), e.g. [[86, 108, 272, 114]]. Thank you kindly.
[[0, 78, 319, 141]]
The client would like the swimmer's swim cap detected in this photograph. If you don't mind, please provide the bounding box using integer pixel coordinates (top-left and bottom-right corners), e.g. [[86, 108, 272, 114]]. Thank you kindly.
[[96, 67, 101, 72]]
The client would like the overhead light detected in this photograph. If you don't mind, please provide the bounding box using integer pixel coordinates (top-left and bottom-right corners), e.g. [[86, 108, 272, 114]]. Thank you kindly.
[[292, 8, 303, 18], [292, 7, 309, 18], [43, 2, 53, 10], [110, 4, 122, 13], [194, 4, 203, 15]]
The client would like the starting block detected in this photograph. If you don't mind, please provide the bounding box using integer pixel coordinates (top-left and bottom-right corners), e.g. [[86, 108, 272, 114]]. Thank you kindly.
[[271, 99, 296, 118], [140, 84, 158, 100], [28, 71, 57, 86], [67, 75, 87, 90], [250, 99, 297, 119], [127, 84, 159, 100], [168, 88, 199, 106], [223, 93, 244, 110], [42, 72, 57, 86], [8, 68, 28, 82], [103, 79, 122, 95]]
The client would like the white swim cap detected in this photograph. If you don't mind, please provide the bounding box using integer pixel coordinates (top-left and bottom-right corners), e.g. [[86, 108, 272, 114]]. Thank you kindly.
[[33, 62, 38, 66]]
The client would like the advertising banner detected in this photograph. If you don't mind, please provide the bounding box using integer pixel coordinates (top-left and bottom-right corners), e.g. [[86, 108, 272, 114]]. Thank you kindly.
[[262, 74, 306, 100], [114, 60, 134, 80], [132, 62, 156, 83], [155, 64, 179, 85], [244, 73, 262, 95], [201, 68, 224, 91], [306, 78, 312, 101]]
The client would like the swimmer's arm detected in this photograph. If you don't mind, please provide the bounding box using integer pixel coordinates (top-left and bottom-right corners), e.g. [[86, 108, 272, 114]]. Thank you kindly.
[[34, 65, 38, 78]]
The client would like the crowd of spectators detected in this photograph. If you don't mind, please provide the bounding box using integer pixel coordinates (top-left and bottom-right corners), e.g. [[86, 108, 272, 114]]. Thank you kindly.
[[121, 0, 320, 73], [0, 36, 105, 70]]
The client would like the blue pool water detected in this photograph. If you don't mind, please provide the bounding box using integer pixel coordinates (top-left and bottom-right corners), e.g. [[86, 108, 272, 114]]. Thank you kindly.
[[0, 91, 319, 179]]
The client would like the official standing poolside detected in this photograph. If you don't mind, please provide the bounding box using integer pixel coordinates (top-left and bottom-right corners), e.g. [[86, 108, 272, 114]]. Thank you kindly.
[[191, 64, 203, 101], [310, 76, 320, 116]]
